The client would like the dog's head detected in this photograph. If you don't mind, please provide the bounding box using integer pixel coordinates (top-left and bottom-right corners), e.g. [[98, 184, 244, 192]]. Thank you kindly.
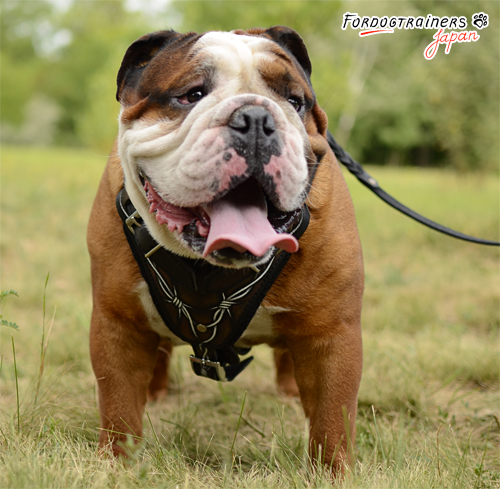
[[117, 26, 328, 268]]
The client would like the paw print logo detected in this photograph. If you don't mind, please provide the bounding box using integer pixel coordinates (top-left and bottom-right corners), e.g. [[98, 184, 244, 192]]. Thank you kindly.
[[471, 12, 488, 29]]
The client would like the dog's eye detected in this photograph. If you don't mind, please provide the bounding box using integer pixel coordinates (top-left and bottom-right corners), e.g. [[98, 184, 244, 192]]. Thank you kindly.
[[178, 87, 205, 105], [288, 96, 304, 113]]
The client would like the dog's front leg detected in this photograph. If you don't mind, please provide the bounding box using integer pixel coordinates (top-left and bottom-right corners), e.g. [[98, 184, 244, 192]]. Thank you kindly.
[[286, 327, 362, 474], [90, 311, 159, 457]]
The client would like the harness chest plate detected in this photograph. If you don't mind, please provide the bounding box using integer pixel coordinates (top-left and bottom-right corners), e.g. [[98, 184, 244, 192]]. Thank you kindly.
[[116, 187, 309, 381]]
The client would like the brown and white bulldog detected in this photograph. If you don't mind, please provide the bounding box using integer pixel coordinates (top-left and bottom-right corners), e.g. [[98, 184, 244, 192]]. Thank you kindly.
[[88, 26, 363, 473]]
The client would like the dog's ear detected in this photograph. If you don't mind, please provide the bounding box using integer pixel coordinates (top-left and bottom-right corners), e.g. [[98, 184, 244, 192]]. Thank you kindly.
[[116, 30, 185, 103], [251, 26, 312, 78]]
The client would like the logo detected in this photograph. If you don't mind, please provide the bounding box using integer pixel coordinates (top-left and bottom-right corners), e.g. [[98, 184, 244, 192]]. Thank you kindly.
[[342, 12, 488, 59], [471, 12, 488, 29]]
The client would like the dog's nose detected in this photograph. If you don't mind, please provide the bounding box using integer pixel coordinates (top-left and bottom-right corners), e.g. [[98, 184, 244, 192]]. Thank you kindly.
[[228, 106, 281, 172], [229, 106, 276, 137]]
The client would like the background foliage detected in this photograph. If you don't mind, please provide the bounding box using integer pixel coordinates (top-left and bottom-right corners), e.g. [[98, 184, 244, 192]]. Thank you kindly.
[[1, 0, 498, 170]]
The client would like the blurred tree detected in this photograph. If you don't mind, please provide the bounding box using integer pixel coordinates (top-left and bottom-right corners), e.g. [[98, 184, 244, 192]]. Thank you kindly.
[[44, 1, 150, 146], [1, 0, 149, 148], [428, 12, 499, 172], [0, 1, 52, 127], [345, 0, 499, 171], [76, 48, 123, 153]]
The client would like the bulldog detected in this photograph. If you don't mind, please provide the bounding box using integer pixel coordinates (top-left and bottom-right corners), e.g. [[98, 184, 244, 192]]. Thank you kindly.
[[88, 26, 363, 473]]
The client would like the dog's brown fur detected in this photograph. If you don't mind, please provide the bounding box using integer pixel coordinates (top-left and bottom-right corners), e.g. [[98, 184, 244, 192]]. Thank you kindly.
[[88, 27, 363, 473]]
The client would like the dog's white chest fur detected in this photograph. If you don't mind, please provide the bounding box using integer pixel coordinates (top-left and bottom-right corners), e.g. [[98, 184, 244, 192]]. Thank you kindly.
[[137, 280, 283, 347]]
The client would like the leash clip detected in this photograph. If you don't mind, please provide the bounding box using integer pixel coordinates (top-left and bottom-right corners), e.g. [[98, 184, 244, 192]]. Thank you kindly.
[[125, 210, 142, 233]]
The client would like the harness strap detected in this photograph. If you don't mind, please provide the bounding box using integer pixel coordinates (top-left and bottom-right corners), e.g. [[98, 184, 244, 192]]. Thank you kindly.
[[116, 187, 310, 382], [327, 131, 500, 247]]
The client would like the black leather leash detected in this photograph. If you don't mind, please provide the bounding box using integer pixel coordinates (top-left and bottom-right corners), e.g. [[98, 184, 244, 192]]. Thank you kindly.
[[327, 131, 500, 247]]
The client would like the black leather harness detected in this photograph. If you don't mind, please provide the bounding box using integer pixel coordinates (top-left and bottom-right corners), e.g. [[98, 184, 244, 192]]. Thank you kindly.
[[116, 188, 309, 382]]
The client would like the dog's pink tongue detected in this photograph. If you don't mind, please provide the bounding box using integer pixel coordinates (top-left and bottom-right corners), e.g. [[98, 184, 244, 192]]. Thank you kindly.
[[203, 180, 299, 257]]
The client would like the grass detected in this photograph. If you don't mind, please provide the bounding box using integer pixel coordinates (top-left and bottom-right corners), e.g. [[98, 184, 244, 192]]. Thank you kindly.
[[1, 144, 499, 488]]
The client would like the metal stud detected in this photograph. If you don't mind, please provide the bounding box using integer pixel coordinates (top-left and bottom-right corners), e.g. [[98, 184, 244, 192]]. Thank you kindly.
[[196, 324, 207, 333]]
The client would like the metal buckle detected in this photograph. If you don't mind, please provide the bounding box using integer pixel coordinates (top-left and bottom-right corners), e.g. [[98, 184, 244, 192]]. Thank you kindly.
[[189, 355, 227, 382], [125, 210, 142, 233]]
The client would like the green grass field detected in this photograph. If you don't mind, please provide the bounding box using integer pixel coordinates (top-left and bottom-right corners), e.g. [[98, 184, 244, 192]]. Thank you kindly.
[[1, 144, 499, 488]]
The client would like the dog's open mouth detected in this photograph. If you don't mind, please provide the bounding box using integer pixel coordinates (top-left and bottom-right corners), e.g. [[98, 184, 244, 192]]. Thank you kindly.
[[144, 178, 301, 260]]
